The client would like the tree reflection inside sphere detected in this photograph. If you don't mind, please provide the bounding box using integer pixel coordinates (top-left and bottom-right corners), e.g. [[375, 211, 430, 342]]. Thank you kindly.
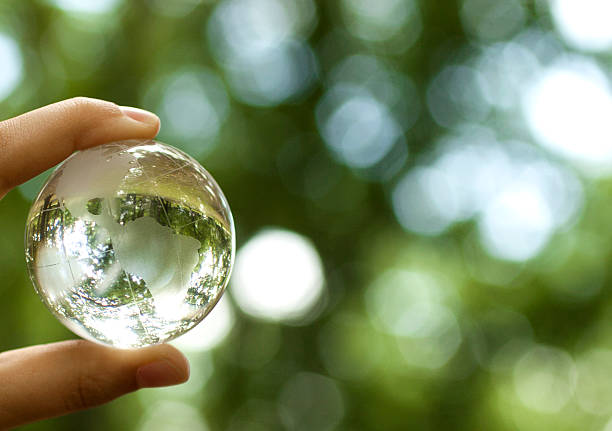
[[24, 140, 235, 348]]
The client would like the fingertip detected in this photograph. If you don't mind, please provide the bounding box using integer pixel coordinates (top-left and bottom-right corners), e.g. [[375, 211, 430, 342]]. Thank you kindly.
[[135, 344, 190, 388], [119, 106, 160, 132], [158, 343, 190, 381]]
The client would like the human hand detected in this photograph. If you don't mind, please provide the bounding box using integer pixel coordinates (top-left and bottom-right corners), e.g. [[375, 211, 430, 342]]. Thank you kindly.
[[0, 98, 190, 429]]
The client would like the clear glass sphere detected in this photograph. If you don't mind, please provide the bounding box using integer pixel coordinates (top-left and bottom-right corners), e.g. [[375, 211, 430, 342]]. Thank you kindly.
[[25, 140, 235, 348]]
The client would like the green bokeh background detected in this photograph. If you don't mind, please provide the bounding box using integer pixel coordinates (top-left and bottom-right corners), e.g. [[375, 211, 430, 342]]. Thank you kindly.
[[2, 0, 612, 430]]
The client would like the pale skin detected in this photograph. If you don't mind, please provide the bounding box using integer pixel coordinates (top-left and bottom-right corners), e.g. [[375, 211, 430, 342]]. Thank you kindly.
[[0, 98, 190, 429]]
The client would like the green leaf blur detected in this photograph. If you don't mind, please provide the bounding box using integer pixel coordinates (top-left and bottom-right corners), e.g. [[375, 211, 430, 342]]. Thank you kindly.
[[2, 0, 612, 430]]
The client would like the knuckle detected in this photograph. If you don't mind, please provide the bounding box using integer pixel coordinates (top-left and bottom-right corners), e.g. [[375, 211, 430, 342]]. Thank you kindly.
[[60, 97, 122, 149], [64, 96, 122, 120], [66, 339, 93, 354], [67, 96, 91, 106], [62, 340, 112, 411], [64, 373, 110, 411]]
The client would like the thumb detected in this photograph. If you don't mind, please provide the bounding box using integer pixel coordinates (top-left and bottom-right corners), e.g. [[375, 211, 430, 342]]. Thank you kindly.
[[0, 340, 189, 429], [0, 97, 160, 198]]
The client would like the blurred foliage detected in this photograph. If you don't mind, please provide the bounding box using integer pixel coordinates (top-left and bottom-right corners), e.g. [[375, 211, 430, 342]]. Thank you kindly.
[[3, 0, 612, 430]]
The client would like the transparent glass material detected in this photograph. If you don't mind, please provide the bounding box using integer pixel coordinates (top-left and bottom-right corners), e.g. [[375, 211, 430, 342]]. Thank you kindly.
[[25, 140, 235, 348]]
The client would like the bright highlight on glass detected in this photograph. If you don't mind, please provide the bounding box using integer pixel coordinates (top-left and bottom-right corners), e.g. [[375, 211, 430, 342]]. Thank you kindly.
[[25, 140, 235, 348], [231, 228, 324, 322]]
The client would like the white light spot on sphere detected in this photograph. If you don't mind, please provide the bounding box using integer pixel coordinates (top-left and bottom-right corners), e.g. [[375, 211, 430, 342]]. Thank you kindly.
[[231, 229, 324, 322], [524, 59, 612, 175], [551, 0, 612, 52], [0, 33, 23, 102], [513, 345, 576, 413]]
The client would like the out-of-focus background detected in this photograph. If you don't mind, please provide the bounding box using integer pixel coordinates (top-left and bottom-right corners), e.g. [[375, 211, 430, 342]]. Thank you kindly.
[[2, 0, 612, 429]]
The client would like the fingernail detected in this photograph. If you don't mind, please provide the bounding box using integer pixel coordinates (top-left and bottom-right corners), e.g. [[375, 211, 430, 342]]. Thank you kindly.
[[119, 106, 159, 126], [136, 360, 186, 388]]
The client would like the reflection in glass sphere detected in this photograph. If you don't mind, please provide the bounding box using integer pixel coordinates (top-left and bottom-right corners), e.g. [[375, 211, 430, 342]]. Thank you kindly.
[[25, 140, 235, 348]]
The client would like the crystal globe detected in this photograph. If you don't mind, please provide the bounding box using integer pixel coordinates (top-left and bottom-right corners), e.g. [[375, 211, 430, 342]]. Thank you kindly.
[[25, 140, 235, 348]]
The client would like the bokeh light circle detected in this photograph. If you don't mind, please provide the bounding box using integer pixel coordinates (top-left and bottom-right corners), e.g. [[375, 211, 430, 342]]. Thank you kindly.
[[231, 228, 324, 322], [0, 33, 23, 102], [513, 345, 576, 413], [523, 57, 612, 175], [551, 0, 612, 52]]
